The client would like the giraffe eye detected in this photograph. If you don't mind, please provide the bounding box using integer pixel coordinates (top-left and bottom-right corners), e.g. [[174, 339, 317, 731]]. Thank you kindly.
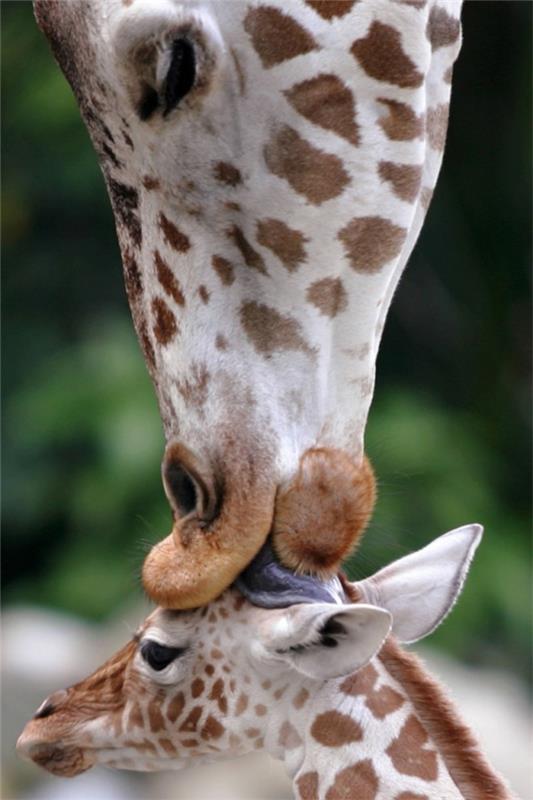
[[163, 38, 196, 115], [141, 640, 186, 671]]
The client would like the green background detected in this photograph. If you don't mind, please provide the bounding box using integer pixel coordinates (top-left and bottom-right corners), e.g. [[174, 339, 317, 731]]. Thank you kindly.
[[2, 1, 531, 685]]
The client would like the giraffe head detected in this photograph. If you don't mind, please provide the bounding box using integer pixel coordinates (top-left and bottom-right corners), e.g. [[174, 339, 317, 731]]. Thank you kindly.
[[17, 524, 481, 779], [34, 0, 462, 607]]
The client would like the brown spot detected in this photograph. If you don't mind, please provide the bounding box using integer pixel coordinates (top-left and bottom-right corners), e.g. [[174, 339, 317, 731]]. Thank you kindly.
[[293, 688, 309, 709], [211, 648, 223, 660], [256, 218, 307, 272], [285, 74, 359, 146], [261, 679, 272, 690], [426, 104, 450, 151], [208, 612, 217, 623], [245, 727, 261, 738], [352, 22, 424, 88], [124, 737, 157, 755], [159, 738, 176, 755], [325, 759, 378, 800], [306, 277, 348, 318], [340, 664, 404, 719], [212, 255, 235, 286], [205, 664, 215, 677], [311, 711, 363, 747], [179, 706, 202, 734], [128, 702, 143, 729], [214, 161, 242, 187], [215, 334, 228, 351], [209, 679, 228, 714], [378, 161, 422, 203], [305, 1, 355, 19], [255, 704, 267, 717], [377, 99, 424, 141], [108, 179, 142, 247], [273, 685, 287, 700], [152, 297, 178, 345], [139, 319, 156, 371], [158, 212, 191, 253], [182, 738, 199, 748], [123, 248, 142, 302], [219, 607, 229, 618], [386, 714, 438, 780], [243, 6, 318, 69], [177, 362, 210, 408], [443, 65, 454, 84], [278, 721, 302, 750], [235, 693, 248, 715], [167, 691, 185, 723], [198, 285, 210, 304], [142, 175, 160, 191], [201, 714, 225, 741], [191, 678, 205, 699], [154, 250, 185, 306], [240, 301, 315, 358], [297, 771, 319, 800], [148, 698, 166, 732], [264, 125, 349, 205], [338, 216, 406, 273], [228, 226, 267, 274], [426, 6, 460, 50]]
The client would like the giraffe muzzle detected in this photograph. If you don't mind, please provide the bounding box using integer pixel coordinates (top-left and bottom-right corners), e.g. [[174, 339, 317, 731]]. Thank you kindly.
[[16, 725, 95, 778]]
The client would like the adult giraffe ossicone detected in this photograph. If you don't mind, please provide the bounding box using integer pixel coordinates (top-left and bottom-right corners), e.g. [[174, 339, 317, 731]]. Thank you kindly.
[[34, 0, 463, 608], [17, 524, 513, 799]]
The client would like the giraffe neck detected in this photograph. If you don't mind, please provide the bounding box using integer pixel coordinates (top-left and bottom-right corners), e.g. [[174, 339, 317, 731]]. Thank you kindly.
[[260, 641, 511, 800]]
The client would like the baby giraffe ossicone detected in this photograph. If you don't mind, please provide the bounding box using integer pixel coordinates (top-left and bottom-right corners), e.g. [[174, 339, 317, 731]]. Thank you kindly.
[[17, 525, 511, 799]]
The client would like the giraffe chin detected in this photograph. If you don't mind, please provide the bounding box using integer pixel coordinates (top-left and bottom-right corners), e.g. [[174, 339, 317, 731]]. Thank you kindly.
[[142, 527, 270, 609]]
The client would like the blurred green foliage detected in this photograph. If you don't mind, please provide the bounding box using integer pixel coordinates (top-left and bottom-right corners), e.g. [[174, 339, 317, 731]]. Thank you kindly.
[[2, 3, 531, 682]]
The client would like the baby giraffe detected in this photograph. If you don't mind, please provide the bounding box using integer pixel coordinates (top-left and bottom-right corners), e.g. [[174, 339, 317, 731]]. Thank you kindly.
[[17, 525, 511, 800]]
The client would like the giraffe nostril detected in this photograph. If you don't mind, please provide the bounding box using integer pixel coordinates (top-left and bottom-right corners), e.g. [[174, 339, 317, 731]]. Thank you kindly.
[[162, 443, 218, 523], [165, 463, 198, 516], [33, 689, 68, 720]]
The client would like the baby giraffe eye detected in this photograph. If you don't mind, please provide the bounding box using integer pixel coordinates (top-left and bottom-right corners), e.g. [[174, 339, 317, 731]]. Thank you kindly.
[[140, 640, 186, 671]]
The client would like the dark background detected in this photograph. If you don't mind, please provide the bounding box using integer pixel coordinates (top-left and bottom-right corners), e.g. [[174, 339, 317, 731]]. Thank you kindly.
[[2, 2, 531, 683]]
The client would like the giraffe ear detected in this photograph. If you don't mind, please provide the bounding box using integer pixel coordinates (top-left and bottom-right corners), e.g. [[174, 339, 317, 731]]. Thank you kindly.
[[355, 524, 483, 644], [257, 603, 391, 680]]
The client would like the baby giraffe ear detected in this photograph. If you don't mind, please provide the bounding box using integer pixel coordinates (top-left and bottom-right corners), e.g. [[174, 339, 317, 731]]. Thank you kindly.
[[259, 603, 392, 680], [355, 524, 483, 644]]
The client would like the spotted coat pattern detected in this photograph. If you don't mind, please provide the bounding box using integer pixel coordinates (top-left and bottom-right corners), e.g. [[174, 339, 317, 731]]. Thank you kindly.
[[19, 589, 469, 797]]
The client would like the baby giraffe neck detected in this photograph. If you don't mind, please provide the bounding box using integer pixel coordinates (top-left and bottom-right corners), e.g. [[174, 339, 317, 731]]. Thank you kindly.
[[261, 641, 511, 800]]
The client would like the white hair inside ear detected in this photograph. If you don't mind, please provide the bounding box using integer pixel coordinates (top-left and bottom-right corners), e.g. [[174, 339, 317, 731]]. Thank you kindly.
[[354, 524, 483, 644]]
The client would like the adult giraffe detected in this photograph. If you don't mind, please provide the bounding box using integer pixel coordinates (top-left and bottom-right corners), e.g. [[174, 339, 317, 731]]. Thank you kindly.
[[34, 0, 463, 607], [17, 525, 513, 798]]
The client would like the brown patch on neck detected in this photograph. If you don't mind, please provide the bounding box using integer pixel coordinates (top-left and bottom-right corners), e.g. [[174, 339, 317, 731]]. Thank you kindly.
[[158, 212, 191, 253], [240, 301, 315, 358], [256, 218, 307, 272], [285, 73, 360, 147], [377, 99, 425, 142], [351, 21, 424, 89], [243, 6, 318, 69], [305, 0, 356, 20], [264, 125, 349, 206], [379, 639, 512, 800]]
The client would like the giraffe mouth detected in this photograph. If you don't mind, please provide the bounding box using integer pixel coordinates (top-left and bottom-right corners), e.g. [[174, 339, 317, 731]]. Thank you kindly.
[[18, 740, 97, 778]]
